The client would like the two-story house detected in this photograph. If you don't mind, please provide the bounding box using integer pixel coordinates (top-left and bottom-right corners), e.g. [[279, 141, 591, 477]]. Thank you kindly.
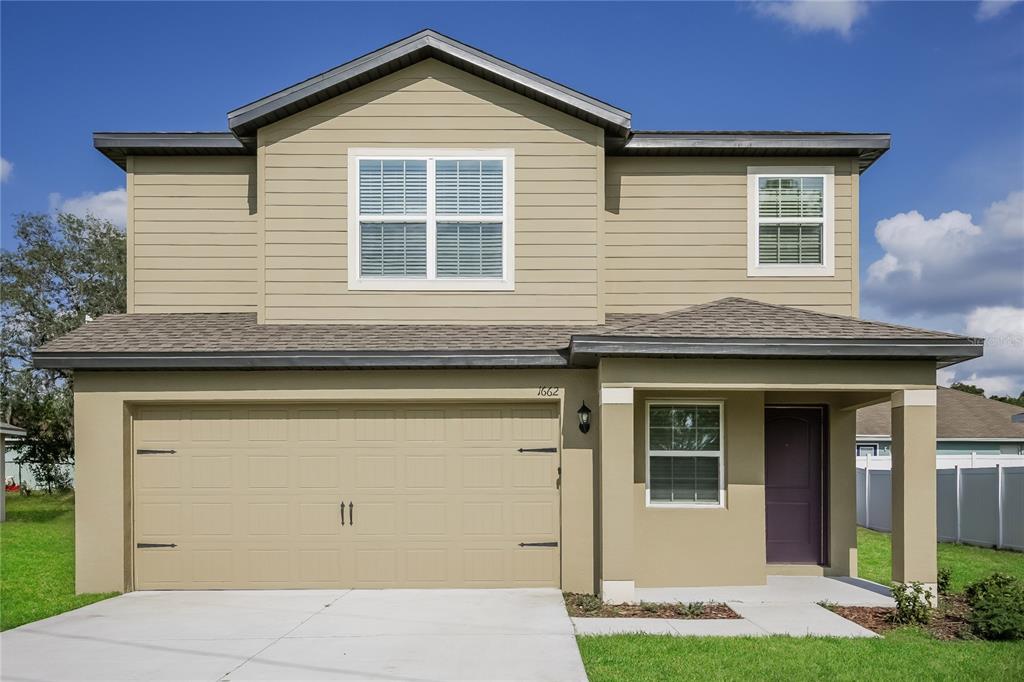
[[36, 30, 981, 603]]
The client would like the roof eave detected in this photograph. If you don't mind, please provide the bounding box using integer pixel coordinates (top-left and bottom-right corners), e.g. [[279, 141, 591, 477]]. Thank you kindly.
[[226, 29, 631, 138], [613, 132, 892, 172], [568, 336, 981, 367], [32, 349, 569, 371], [93, 132, 254, 169]]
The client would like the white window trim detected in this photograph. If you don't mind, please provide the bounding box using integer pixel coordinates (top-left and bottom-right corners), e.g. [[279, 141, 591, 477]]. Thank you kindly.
[[645, 399, 727, 509], [347, 147, 516, 291], [747, 166, 835, 277]]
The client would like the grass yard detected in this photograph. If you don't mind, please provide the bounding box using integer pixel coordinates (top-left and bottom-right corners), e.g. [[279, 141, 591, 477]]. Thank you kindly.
[[579, 531, 1024, 680], [1, 492, 118, 631], [578, 628, 1024, 681], [857, 527, 1024, 593]]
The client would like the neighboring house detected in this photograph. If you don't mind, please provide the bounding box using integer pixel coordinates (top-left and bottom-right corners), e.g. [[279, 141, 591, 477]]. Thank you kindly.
[[857, 387, 1024, 468], [1, 421, 27, 522], [34, 30, 982, 602]]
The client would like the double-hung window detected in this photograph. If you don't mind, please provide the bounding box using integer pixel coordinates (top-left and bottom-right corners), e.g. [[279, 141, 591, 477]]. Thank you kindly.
[[349, 149, 514, 290], [646, 401, 725, 507], [747, 166, 834, 277]]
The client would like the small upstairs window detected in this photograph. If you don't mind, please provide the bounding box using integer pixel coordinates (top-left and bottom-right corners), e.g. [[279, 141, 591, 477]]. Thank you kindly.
[[747, 167, 834, 277], [349, 149, 514, 291]]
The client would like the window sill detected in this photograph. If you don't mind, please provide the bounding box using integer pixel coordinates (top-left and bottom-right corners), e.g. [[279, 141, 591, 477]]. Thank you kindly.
[[645, 501, 726, 510], [747, 264, 835, 278], [348, 278, 515, 292]]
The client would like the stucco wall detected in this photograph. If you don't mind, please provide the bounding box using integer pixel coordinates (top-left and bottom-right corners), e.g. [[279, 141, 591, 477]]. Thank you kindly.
[[631, 390, 768, 587], [71, 369, 598, 594]]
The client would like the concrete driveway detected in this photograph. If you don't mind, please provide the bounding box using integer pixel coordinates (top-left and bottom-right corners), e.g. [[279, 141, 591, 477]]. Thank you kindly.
[[0, 589, 587, 681]]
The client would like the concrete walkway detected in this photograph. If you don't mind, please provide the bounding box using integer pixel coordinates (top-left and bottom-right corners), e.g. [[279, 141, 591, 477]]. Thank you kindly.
[[574, 577, 890, 638], [0, 589, 587, 681]]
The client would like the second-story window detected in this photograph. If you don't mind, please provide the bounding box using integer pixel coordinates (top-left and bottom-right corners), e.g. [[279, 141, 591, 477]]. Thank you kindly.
[[350, 149, 514, 291], [747, 166, 835, 277]]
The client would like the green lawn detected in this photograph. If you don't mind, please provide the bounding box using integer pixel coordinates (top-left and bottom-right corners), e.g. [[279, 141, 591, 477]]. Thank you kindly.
[[578, 628, 1024, 681], [578, 531, 1024, 680], [857, 527, 1024, 593], [1, 492, 118, 631]]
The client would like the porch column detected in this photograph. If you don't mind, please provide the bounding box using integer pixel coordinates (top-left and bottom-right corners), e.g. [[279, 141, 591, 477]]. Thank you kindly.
[[599, 386, 635, 603], [891, 389, 937, 592]]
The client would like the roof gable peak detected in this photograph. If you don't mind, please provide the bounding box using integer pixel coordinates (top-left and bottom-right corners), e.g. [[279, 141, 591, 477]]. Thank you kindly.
[[226, 28, 631, 138]]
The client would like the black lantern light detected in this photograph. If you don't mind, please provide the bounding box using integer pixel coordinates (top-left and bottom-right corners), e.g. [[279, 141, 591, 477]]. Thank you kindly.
[[577, 401, 592, 434]]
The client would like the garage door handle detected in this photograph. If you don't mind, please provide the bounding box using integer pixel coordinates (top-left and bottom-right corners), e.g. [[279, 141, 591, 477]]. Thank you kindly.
[[339, 500, 345, 526], [349, 501, 354, 526]]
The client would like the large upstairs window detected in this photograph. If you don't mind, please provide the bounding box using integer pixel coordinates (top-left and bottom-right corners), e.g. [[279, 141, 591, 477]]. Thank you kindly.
[[349, 149, 514, 290], [747, 166, 835, 277]]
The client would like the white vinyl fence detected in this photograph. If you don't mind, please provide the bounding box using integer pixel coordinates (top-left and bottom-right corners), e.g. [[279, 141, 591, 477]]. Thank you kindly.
[[857, 464, 1024, 552]]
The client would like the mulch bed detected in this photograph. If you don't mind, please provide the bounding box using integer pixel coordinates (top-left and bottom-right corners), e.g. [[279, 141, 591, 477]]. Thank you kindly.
[[564, 592, 739, 619], [826, 595, 973, 640]]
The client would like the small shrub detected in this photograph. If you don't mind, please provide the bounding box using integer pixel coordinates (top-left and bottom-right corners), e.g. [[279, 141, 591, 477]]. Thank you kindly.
[[937, 567, 952, 595], [890, 581, 932, 625], [674, 601, 705, 618], [565, 592, 602, 613], [640, 601, 660, 613], [965, 574, 1024, 641]]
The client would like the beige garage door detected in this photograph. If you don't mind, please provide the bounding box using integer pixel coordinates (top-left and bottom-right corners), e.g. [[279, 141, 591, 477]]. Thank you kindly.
[[132, 403, 560, 589]]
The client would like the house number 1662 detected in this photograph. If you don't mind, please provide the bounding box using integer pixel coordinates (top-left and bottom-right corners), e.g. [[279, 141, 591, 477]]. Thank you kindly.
[[537, 387, 559, 396]]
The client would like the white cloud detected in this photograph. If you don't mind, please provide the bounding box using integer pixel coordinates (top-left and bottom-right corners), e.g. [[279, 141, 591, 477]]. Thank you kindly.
[[864, 191, 1024, 316], [752, 0, 869, 38], [957, 306, 1024, 396], [865, 191, 1024, 397], [49, 187, 127, 228], [0, 157, 12, 183], [976, 0, 1021, 21]]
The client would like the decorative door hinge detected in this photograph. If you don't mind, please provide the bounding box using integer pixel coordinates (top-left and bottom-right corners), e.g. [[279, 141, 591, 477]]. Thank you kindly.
[[517, 447, 557, 453], [136, 449, 177, 455], [518, 541, 558, 548], [136, 542, 177, 548]]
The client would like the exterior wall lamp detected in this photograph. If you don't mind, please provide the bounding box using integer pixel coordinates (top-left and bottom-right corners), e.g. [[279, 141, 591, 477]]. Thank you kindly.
[[577, 401, 592, 434]]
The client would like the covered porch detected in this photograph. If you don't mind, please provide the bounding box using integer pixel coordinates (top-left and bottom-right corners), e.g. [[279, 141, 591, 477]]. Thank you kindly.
[[595, 357, 943, 603]]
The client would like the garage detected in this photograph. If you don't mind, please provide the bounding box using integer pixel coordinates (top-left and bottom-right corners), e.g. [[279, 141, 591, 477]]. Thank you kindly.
[[132, 403, 561, 589]]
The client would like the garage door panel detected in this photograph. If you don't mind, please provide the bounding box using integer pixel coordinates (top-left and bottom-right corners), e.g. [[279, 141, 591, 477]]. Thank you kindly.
[[134, 402, 559, 590]]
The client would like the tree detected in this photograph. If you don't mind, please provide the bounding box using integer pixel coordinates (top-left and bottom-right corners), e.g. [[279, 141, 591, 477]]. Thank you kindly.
[[1, 212, 126, 491], [950, 382, 986, 396], [991, 392, 1024, 409]]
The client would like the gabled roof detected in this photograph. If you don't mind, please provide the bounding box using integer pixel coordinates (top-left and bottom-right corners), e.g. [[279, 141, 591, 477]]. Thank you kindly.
[[227, 29, 632, 138], [857, 386, 1024, 440], [34, 298, 980, 371], [93, 30, 892, 173]]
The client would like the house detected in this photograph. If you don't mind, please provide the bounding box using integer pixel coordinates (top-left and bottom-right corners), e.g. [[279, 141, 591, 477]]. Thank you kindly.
[[857, 387, 1024, 467], [34, 30, 982, 602], [1, 421, 27, 522]]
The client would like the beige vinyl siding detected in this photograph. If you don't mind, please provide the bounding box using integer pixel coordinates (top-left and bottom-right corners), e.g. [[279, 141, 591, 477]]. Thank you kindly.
[[130, 156, 258, 313], [260, 58, 603, 324], [604, 157, 857, 316]]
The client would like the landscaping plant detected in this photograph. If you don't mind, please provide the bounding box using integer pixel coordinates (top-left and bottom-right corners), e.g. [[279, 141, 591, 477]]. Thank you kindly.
[[964, 573, 1024, 641], [890, 581, 932, 625]]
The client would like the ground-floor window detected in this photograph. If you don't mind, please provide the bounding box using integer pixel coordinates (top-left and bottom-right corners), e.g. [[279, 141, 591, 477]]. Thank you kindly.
[[646, 401, 725, 507]]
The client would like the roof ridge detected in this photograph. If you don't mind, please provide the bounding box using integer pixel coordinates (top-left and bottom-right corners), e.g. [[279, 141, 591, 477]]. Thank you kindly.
[[727, 297, 967, 339], [601, 298, 733, 335]]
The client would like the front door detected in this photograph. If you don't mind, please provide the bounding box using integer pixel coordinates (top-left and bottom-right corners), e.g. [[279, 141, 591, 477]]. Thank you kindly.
[[764, 407, 825, 564]]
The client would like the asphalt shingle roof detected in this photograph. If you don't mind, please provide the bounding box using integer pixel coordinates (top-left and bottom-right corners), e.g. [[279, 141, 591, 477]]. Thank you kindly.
[[35, 298, 968, 357], [858, 387, 1024, 440]]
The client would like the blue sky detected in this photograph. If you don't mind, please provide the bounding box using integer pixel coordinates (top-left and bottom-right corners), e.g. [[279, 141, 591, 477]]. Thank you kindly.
[[2, 1, 1022, 392]]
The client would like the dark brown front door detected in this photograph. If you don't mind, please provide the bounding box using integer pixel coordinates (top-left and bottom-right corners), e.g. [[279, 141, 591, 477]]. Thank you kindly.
[[765, 407, 825, 564]]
